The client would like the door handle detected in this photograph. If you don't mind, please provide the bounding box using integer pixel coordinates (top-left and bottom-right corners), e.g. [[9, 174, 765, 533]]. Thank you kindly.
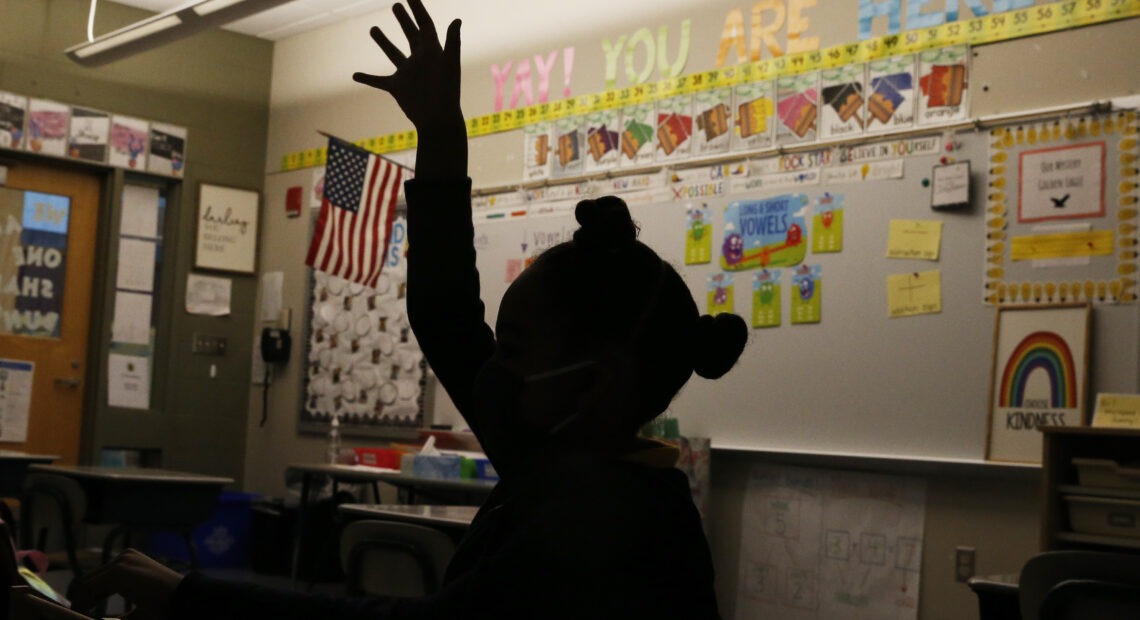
[[54, 376, 81, 388]]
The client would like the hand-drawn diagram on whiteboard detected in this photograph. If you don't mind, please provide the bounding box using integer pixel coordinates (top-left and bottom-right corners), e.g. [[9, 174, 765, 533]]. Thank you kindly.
[[984, 112, 1139, 305], [737, 464, 926, 620]]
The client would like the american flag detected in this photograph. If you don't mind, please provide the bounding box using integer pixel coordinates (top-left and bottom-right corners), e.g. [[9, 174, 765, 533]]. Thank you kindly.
[[306, 137, 402, 288]]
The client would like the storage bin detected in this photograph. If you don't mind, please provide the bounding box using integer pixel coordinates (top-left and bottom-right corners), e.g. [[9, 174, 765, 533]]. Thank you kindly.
[[147, 491, 260, 568], [353, 447, 402, 470], [1065, 494, 1140, 539], [1072, 458, 1140, 490]]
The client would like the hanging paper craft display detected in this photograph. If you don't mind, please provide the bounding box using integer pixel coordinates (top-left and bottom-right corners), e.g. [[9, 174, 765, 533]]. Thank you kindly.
[[694, 87, 733, 156], [552, 116, 584, 178], [109, 115, 149, 170], [751, 269, 782, 328], [523, 122, 553, 181], [776, 72, 819, 144], [656, 94, 694, 162], [790, 264, 822, 324], [917, 46, 969, 126], [26, 99, 69, 157], [68, 107, 110, 163], [685, 203, 713, 265], [584, 110, 621, 174], [866, 55, 916, 134], [147, 123, 187, 178], [732, 80, 774, 152], [620, 102, 656, 167], [721, 194, 809, 271], [707, 272, 735, 315], [0, 92, 26, 150], [820, 66, 866, 140], [812, 193, 845, 254]]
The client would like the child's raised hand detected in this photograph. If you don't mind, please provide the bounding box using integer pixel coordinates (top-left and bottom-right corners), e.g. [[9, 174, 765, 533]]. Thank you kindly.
[[352, 0, 462, 132]]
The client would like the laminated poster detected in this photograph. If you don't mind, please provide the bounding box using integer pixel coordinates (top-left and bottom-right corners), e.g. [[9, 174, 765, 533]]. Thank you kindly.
[[26, 99, 70, 157], [775, 72, 819, 145], [693, 87, 733, 156], [523, 122, 552, 181], [147, 123, 187, 177], [584, 110, 621, 174], [866, 55, 916, 134], [685, 203, 713, 265], [68, 107, 110, 163], [619, 103, 656, 167], [751, 269, 782, 329], [732, 80, 774, 152], [820, 65, 866, 140], [707, 272, 735, 316], [721, 194, 809, 271], [655, 94, 694, 163], [552, 116, 584, 178], [109, 115, 149, 170], [917, 46, 970, 126], [812, 193, 844, 254], [790, 264, 822, 324], [0, 91, 27, 150], [0, 358, 33, 442]]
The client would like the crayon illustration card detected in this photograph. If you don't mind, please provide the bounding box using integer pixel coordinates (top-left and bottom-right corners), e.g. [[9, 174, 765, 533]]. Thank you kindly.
[[656, 94, 694, 163], [721, 194, 809, 271], [584, 110, 621, 174], [147, 123, 187, 177], [917, 46, 969, 126], [820, 65, 866, 140], [552, 117, 584, 178], [685, 203, 713, 265], [866, 55, 916, 134], [0, 91, 27, 150], [620, 103, 656, 168], [694, 88, 733, 156], [26, 99, 70, 157], [523, 122, 553, 181], [790, 264, 822, 324], [812, 193, 845, 254], [109, 115, 149, 170], [732, 80, 774, 152], [752, 270, 782, 328], [776, 72, 819, 145], [68, 107, 110, 163], [707, 272, 735, 316]]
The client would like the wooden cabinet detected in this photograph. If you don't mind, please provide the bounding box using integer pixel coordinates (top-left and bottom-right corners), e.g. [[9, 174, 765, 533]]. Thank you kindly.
[[1041, 426, 1140, 552]]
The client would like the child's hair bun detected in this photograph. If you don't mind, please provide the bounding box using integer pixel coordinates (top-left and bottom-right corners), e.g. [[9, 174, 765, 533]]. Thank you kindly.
[[692, 313, 748, 379], [573, 196, 638, 252]]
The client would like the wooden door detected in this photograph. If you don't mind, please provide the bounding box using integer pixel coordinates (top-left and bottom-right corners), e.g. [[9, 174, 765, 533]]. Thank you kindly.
[[0, 163, 101, 465]]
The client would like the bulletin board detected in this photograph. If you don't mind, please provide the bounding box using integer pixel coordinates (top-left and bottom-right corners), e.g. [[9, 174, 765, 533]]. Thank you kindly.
[[466, 123, 1139, 462]]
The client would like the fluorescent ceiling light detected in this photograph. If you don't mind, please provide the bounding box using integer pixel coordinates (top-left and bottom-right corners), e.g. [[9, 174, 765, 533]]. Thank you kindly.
[[66, 0, 292, 67]]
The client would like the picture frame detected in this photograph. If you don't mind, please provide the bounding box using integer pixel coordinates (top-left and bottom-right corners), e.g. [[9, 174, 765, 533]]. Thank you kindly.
[[986, 303, 1091, 463], [195, 183, 259, 274]]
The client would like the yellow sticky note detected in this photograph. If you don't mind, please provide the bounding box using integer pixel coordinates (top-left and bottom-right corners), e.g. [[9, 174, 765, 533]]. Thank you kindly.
[[887, 271, 942, 318], [1010, 230, 1114, 261], [1093, 393, 1140, 428], [887, 220, 944, 260]]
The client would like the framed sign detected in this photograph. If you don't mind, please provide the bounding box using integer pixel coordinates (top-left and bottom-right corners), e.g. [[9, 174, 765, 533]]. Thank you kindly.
[[195, 183, 259, 274], [986, 303, 1091, 463]]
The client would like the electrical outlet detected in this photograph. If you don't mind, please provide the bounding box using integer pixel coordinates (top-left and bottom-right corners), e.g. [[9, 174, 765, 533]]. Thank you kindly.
[[955, 546, 976, 582]]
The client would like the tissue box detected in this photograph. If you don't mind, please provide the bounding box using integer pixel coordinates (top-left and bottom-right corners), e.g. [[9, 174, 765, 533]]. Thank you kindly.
[[475, 458, 499, 482], [412, 455, 462, 479]]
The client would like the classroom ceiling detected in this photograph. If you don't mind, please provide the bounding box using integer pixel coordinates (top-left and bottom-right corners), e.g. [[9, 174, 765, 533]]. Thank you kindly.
[[110, 0, 391, 40]]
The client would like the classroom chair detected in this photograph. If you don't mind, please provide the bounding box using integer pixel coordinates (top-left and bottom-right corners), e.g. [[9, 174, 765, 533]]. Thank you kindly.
[[17, 474, 99, 600], [1019, 550, 1140, 619], [339, 520, 456, 597]]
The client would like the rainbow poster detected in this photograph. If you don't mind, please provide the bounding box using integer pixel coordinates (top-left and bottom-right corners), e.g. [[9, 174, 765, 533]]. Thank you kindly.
[[988, 305, 1089, 463]]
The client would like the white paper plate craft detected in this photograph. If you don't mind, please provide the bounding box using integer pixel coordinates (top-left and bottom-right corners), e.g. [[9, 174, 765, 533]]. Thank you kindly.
[[355, 315, 372, 337], [396, 379, 420, 400], [374, 273, 391, 294], [326, 276, 345, 295], [378, 381, 399, 405], [349, 281, 364, 296], [333, 312, 351, 334]]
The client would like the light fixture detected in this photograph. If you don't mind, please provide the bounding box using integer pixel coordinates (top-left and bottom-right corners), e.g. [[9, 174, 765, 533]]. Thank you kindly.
[[65, 0, 292, 67]]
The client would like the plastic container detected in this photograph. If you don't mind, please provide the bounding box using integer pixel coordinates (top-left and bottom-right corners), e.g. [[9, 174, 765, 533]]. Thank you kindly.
[[353, 447, 402, 470], [147, 491, 260, 568], [1072, 458, 1140, 490], [1065, 494, 1140, 539]]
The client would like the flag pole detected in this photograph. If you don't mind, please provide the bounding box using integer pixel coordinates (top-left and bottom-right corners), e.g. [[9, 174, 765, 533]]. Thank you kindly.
[[317, 130, 415, 171]]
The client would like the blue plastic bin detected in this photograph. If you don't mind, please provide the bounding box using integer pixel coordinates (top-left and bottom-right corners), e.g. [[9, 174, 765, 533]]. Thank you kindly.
[[148, 491, 259, 568]]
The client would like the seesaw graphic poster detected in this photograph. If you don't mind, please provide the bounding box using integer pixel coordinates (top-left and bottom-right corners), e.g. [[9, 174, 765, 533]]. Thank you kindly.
[[866, 55, 916, 134], [987, 304, 1089, 463], [752, 270, 782, 329], [721, 195, 809, 271]]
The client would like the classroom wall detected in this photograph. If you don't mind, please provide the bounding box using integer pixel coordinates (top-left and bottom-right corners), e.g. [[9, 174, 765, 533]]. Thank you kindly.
[[247, 2, 1140, 618], [0, 0, 273, 482]]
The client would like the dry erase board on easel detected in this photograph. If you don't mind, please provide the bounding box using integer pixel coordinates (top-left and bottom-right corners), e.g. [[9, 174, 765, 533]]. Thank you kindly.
[[464, 122, 1139, 462]]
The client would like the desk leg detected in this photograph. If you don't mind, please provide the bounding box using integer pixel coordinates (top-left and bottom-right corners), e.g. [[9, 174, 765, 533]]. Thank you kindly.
[[289, 473, 313, 589]]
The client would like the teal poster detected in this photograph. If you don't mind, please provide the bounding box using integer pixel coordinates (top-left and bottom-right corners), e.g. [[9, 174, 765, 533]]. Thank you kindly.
[[721, 194, 809, 271]]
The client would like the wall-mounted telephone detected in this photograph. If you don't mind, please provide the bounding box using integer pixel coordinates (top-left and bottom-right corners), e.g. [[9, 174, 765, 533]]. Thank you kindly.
[[260, 327, 292, 363]]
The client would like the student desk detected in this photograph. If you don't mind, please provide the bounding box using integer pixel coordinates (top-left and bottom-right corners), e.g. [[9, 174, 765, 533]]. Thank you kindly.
[[27, 465, 232, 564], [0, 450, 58, 525], [338, 503, 479, 530]]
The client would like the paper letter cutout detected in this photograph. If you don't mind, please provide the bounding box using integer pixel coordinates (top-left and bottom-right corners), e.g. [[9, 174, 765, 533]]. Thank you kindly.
[[601, 35, 628, 90]]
